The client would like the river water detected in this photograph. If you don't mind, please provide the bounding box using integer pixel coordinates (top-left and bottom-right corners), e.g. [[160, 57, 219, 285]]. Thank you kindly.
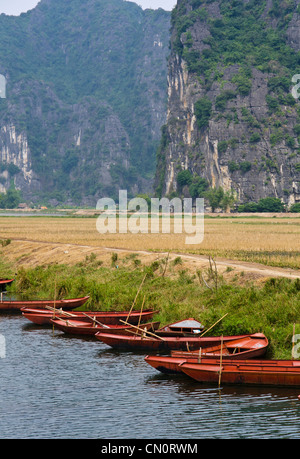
[[0, 313, 300, 440]]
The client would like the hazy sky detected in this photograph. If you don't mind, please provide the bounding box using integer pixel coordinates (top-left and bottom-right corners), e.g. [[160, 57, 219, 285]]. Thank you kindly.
[[0, 0, 177, 15]]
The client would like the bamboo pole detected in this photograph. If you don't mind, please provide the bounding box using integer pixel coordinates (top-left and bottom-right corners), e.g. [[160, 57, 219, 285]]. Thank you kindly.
[[53, 277, 57, 313], [292, 323, 296, 359], [52, 278, 57, 335], [198, 347, 202, 363], [45, 306, 110, 328], [47, 306, 110, 329], [136, 295, 145, 334], [123, 326, 154, 337], [126, 273, 147, 323], [200, 313, 228, 338], [218, 335, 223, 388], [120, 319, 165, 341]]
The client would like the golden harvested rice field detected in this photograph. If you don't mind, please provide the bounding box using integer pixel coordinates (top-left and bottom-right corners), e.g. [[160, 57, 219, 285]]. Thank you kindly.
[[0, 213, 298, 251], [0, 213, 300, 281]]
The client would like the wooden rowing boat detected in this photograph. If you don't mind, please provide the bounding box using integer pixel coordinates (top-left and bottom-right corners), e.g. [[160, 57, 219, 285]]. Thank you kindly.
[[21, 307, 159, 325], [0, 278, 14, 290], [50, 318, 160, 336], [95, 332, 253, 352], [0, 295, 90, 311], [172, 333, 268, 359], [145, 354, 197, 374], [51, 316, 200, 341], [180, 359, 300, 387], [144, 334, 269, 374]]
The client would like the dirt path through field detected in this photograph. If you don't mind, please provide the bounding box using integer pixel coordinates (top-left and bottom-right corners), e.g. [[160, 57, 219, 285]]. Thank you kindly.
[[3, 238, 300, 283]]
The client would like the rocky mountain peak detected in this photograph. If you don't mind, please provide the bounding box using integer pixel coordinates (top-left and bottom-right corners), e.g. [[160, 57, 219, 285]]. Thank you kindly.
[[155, 0, 300, 209]]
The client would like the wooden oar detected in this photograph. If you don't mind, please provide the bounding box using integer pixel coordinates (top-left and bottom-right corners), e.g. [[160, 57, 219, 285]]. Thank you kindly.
[[80, 312, 110, 328], [45, 306, 77, 317], [292, 323, 295, 359], [200, 313, 228, 338], [125, 273, 147, 323], [120, 319, 165, 341]]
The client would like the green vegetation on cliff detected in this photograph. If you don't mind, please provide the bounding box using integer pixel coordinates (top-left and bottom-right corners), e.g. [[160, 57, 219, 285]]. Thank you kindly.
[[171, 0, 300, 135], [173, 0, 300, 86], [156, 0, 300, 206]]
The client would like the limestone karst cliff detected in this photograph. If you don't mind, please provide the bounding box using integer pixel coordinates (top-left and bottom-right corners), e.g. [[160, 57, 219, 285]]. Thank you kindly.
[[0, 0, 170, 205], [155, 0, 300, 208]]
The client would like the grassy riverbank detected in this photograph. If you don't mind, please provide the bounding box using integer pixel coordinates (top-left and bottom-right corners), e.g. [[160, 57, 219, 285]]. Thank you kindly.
[[1, 253, 300, 360]]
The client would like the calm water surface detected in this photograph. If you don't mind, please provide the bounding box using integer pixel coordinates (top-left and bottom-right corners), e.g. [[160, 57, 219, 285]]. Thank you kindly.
[[1, 314, 300, 439]]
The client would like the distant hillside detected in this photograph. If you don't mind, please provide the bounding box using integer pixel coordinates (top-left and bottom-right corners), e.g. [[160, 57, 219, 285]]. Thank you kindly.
[[0, 0, 170, 206]]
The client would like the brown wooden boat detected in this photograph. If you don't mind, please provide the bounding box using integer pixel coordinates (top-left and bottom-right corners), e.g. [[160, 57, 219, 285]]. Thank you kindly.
[[0, 295, 90, 311], [144, 334, 269, 374], [172, 333, 268, 359], [21, 307, 158, 325], [180, 359, 300, 387], [95, 331, 253, 352], [145, 354, 199, 374], [50, 317, 160, 336]]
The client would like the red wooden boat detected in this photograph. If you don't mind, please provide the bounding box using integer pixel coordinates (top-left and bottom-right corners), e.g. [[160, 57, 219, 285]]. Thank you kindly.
[[180, 359, 300, 387], [144, 334, 268, 374], [0, 278, 14, 290], [145, 354, 199, 374], [21, 307, 158, 325], [172, 333, 268, 359], [50, 317, 160, 336], [95, 331, 253, 352], [0, 296, 90, 311]]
